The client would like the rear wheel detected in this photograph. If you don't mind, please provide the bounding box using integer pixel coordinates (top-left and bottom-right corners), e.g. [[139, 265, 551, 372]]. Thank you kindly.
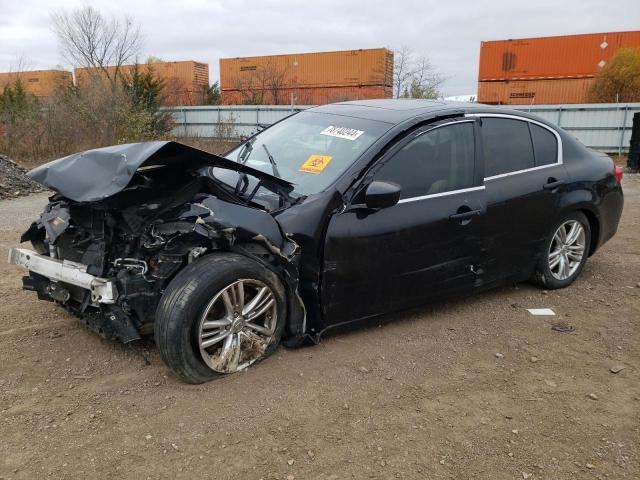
[[531, 211, 590, 289], [154, 253, 287, 383]]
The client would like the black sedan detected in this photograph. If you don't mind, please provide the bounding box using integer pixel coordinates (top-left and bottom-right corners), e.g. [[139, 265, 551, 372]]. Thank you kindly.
[[9, 100, 624, 383]]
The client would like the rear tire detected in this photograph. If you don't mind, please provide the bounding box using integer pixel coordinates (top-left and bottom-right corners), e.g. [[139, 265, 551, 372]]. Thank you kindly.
[[531, 211, 591, 290], [154, 253, 287, 384]]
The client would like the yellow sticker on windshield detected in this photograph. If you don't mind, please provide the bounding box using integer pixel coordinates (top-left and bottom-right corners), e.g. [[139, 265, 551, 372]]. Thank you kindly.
[[299, 154, 333, 174]]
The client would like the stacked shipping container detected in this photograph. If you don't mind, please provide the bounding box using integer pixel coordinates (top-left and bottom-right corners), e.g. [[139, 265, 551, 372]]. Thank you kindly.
[[0, 70, 73, 97], [477, 31, 640, 105], [74, 61, 210, 106], [220, 48, 393, 105]]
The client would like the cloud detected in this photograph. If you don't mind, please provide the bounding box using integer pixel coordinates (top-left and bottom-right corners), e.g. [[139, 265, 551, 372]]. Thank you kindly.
[[1, 0, 639, 96]]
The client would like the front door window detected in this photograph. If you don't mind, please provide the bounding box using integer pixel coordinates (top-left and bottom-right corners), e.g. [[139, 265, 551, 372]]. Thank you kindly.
[[374, 121, 476, 198]]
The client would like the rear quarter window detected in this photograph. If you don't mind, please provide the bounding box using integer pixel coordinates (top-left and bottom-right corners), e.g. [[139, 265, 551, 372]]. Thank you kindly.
[[530, 123, 558, 166]]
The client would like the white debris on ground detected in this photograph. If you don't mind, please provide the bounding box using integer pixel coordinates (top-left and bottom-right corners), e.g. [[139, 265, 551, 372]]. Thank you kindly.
[[527, 308, 556, 315]]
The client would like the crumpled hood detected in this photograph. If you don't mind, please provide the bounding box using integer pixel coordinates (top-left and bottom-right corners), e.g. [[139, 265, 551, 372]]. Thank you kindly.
[[28, 141, 292, 203]]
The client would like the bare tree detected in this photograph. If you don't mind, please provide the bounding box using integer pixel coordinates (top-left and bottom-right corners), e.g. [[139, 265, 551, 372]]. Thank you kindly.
[[233, 60, 289, 105], [51, 6, 143, 87], [6, 55, 33, 74], [393, 46, 444, 99], [233, 70, 267, 105], [263, 60, 289, 104], [406, 56, 445, 99], [393, 46, 414, 99]]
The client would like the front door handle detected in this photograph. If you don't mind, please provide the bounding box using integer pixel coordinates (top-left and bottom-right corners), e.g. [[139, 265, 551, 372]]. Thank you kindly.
[[449, 209, 481, 222], [543, 179, 564, 191]]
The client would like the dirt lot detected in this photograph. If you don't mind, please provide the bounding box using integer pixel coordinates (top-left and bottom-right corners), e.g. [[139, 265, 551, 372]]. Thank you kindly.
[[0, 179, 638, 480]]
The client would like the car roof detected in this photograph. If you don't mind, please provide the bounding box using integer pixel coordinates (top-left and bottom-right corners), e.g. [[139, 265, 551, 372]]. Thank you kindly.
[[308, 99, 536, 125]]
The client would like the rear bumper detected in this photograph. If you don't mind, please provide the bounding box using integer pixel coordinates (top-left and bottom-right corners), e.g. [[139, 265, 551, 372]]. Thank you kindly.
[[594, 186, 624, 254], [8, 247, 118, 304]]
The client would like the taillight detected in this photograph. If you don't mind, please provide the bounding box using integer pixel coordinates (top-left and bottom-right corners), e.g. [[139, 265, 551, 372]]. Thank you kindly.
[[614, 165, 624, 183]]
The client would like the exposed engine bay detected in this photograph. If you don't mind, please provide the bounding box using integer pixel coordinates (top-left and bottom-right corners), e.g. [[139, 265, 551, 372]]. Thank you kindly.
[[11, 142, 307, 344]]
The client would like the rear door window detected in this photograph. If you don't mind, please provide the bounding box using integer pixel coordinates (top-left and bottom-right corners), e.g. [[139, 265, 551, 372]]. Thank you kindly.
[[530, 123, 558, 166], [374, 122, 475, 199], [481, 118, 535, 177]]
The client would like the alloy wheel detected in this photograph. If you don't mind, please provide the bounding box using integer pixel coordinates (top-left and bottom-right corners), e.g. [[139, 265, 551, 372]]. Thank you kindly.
[[548, 220, 586, 281], [197, 279, 277, 373]]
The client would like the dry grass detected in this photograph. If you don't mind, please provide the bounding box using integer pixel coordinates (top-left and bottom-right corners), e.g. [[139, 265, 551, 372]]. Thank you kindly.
[[6, 135, 238, 170], [609, 154, 628, 168], [1, 81, 174, 168]]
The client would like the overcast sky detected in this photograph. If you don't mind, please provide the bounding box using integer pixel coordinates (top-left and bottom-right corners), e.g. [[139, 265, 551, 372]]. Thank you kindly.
[[1, 0, 639, 96]]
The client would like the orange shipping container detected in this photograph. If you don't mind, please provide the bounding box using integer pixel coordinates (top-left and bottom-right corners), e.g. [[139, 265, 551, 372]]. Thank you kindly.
[[220, 48, 393, 97], [0, 69, 73, 97], [75, 61, 210, 106], [222, 85, 390, 105], [479, 30, 640, 81], [477, 78, 596, 105]]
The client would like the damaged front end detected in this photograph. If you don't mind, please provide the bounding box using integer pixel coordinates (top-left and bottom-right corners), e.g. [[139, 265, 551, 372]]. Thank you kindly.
[[9, 141, 307, 344]]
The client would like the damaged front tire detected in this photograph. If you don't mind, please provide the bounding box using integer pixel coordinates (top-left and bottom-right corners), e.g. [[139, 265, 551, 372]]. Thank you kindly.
[[154, 253, 287, 383]]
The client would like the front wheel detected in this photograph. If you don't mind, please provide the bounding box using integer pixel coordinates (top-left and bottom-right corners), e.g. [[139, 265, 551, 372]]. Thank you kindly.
[[154, 253, 287, 383], [531, 211, 591, 289]]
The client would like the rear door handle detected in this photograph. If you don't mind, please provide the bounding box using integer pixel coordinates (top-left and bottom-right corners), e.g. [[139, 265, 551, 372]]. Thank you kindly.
[[449, 209, 482, 221], [543, 180, 564, 190]]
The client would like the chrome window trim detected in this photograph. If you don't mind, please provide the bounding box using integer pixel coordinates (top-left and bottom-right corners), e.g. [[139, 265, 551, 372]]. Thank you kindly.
[[397, 185, 485, 204], [466, 113, 563, 181], [414, 118, 476, 137]]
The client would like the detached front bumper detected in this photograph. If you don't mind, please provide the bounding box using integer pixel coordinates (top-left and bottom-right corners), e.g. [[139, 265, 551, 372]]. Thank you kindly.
[[8, 247, 118, 304]]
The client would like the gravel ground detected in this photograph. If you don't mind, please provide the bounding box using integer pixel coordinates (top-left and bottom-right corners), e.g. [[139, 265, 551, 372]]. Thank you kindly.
[[0, 155, 45, 200], [0, 178, 638, 480]]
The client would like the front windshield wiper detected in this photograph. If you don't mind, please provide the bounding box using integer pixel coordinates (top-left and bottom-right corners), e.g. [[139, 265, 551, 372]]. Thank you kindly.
[[234, 138, 255, 194], [238, 138, 255, 165], [261, 143, 281, 178]]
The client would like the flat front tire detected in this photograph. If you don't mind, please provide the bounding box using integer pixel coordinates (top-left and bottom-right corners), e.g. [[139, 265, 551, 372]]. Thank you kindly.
[[154, 253, 287, 383]]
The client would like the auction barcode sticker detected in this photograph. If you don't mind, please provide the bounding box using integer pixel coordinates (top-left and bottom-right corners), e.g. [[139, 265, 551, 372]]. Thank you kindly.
[[320, 126, 364, 141]]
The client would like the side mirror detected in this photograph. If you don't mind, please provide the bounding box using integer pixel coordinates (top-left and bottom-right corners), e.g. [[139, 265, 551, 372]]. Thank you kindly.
[[364, 181, 401, 209]]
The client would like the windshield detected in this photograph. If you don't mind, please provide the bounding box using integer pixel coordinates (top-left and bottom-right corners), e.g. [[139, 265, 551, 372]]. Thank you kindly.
[[223, 111, 390, 195]]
